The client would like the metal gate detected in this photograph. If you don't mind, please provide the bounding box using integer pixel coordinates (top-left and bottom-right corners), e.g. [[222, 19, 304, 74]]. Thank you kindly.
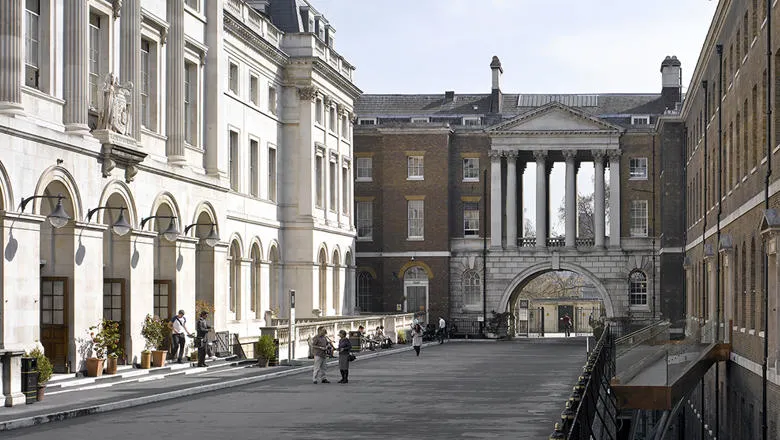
[[517, 300, 529, 336]]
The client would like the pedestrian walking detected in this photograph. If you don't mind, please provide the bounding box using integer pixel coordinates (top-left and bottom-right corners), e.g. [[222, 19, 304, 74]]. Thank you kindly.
[[337, 330, 352, 383], [560, 314, 572, 337], [411, 323, 423, 356], [196, 310, 212, 367], [438, 316, 446, 344], [169, 309, 191, 364], [311, 326, 332, 384]]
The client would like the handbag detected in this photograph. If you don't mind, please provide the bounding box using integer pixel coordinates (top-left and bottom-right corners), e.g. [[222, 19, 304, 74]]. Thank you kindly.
[[348, 353, 356, 362]]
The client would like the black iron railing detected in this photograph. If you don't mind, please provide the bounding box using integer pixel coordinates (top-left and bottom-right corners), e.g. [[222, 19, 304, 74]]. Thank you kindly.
[[550, 324, 617, 440], [449, 318, 482, 338]]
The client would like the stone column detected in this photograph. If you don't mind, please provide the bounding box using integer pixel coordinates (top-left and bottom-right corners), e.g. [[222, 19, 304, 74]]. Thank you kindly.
[[0, 0, 24, 114], [120, 0, 141, 140], [489, 150, 503, 248], [534, 150, 548, 248], [204, 0, 224, 176], [609, 150, 622, 248], [563, 150, 577, 247], [505, 151, 518, 248], [593, 150, 606, 248], [63, 0, 90, 132], [166, 0, 186, 164]]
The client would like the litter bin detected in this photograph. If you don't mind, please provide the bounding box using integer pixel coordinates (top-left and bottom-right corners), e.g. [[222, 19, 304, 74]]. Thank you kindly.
[[21, 357, 38, 404], [348, 331, 361, 352], [269, 339, 280, 366]]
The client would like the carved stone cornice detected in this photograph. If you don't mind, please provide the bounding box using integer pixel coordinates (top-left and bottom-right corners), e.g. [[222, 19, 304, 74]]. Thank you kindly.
[[532, 150, 548, 162], [92, 129, 147, 183], [311, 59, 362, 100], [223, 14, 289, 66], [297, 86, 319, 102]]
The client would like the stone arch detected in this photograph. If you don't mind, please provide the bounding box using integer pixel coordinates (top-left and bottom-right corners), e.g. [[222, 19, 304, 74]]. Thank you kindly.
[[357, 266, 377, 279], [0, 160, 14, 211], [398, 261, 434, 279], [316, 243, 329, 263], [33, 165, 84, 220], [228, 233, 245, 258], [190, 201, 218, 229], [95, 179, 139, 227], [147, 191, 182, 228], [498, 261, 615, 318], [248, 237, 264, 261], [267, 239, 281, 261]]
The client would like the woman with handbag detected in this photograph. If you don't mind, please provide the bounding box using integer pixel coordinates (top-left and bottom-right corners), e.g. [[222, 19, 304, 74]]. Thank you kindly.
[[337, 330, 353, 383]]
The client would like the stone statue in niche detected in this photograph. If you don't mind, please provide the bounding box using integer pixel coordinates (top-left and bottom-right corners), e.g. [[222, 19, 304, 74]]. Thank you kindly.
[[97, 73, 133, 136]]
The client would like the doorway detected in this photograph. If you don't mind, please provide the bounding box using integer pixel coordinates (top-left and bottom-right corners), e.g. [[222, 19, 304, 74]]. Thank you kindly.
[[41, 277, 68, 373]]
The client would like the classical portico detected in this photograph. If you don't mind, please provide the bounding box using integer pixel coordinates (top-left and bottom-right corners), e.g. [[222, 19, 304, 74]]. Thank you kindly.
[[487, 102, 623, 249]]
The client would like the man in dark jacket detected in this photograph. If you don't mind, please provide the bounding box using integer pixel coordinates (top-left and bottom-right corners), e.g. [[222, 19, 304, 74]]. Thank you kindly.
[[196, 311, 212, 367]]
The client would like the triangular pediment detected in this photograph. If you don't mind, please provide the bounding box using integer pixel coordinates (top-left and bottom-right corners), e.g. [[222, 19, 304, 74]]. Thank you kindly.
[[488, 102, 623, 133]]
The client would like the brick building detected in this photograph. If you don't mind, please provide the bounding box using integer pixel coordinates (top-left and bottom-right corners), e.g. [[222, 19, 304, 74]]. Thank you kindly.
[[353, 56, 684, 331]]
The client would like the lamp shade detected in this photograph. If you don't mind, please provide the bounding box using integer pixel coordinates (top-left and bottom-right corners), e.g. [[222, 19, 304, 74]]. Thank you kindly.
[[204, 224, 220, 247], [112, 209, 131, 236], [48, 198, 71, 228], [161, 218, 179, 242]]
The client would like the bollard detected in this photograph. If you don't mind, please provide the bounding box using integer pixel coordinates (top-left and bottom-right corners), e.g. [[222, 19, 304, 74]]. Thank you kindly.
[[549, 422, 566, 439], [20, 356, 38, 404], [561, 399, 576, 429]]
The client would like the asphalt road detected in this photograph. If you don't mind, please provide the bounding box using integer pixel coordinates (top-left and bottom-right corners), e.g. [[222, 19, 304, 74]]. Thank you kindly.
[[6, 339, 588, 440]]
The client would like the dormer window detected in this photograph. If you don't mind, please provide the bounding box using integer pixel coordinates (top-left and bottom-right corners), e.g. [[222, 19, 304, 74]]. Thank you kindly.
[[411, 117, 429, 123], [358, 118, 376, 126], [631, 115, 650, 125], [462, 117, 481, 126]]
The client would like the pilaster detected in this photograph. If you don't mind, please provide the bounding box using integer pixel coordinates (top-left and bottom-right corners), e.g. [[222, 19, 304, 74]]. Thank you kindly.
[[120, 0, 141, 140], [489, 150, 502, 249], [63, 0, 90, 132], [608, 150, 622, 248], [0, 0, 24, 115], [166, 0, 186, 164], [204, 0, 224, 176]]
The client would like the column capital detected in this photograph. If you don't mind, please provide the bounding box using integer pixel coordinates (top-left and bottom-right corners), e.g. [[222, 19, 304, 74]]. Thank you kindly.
[[488, 150, 503, 161], [591, 149, 606, 161], [562, 149, 577, 161], [297, 86, 319, 102], [323, 95, 334, 107], [532, 150, 548, 162], [505, 150, 518, 160], [607, 149, 622, 161]]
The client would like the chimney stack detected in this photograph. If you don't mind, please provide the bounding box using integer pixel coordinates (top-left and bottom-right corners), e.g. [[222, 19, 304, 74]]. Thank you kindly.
[[660, 55, 682, 110], [490, 56, 503, 113]]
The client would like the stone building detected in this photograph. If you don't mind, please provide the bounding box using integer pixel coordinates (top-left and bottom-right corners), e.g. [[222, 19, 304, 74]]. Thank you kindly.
[[0, 0, 359, 403], [353, 56, 684, 331]]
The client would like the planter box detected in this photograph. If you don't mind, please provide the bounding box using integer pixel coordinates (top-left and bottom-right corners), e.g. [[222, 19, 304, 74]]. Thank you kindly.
[[151, 350, 166, 367], [105, 356, 118, 374], [86, 358, 104, 377], [140, 351, 152, 369]]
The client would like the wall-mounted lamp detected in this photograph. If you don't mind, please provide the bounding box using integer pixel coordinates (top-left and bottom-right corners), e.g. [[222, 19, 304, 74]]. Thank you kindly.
[[20, 193, 71, 228], [183, 222, 220, 247], [86, 206, 131, 236], [410, 256, 416, 261], [140, 215, 179, 242]]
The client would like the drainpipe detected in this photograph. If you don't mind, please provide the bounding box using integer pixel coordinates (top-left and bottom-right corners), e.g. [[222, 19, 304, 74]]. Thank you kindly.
[[652, 134, 657, 321], [763, 2, 772, 439], [483, 168, 488, 337], [683, 127, 688, 331], [715, 41, 724, 440], [701, 78, 710, 440]]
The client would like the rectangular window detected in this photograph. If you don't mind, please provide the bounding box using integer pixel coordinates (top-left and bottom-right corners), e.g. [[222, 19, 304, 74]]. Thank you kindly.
[[103, 280, 124, 322], [249, 139, 259, 197], [249, 74, 259, 105], [268, 147, 277, 202], [315, 99, 323, 124], [228, 62, 239, 94], [631, 115, 650, 125], [329, 160, 337, 211], [357, 201, 373, 240], [315, 155, 323, 208], [464, 202, 480, 236], [342, 167, 349, 214], [407, 200, 424, 239], [140, 39, 151, 129], [357, 118, 376, 125], [24, 0, 40, 88], [229, 131, 239, 191], [630, 200, 649, 237], [356, 157, 372, 181], [407, 156, 424, 180], [463, 117, 481, 126], [184, 61, 197, 145], [629, 157, 648, 179], [329, 107, 336, 131], [268, 86, 277, 114], [341, 115, 348, 136], [411, 117, 429, 123], [88, 13, 102, 109], [463, 158, 479, 181]]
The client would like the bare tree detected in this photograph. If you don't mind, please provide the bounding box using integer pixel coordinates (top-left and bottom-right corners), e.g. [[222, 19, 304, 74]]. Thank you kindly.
[[557, 182, 609, 238], [522, 271, 590, 299]]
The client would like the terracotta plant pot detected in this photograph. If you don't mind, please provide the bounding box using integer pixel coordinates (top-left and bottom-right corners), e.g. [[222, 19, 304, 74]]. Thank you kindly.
[[256, 357, 269, 368], [86, 357, 104, 377], [105, 356, 118, 374], [151, 350, 166, 368], [36, 385, 46, 402], [140, 351, 152, 369]]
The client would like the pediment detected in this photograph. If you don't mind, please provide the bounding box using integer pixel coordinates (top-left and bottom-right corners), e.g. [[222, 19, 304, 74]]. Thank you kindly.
[[488, 102, 623, 134]]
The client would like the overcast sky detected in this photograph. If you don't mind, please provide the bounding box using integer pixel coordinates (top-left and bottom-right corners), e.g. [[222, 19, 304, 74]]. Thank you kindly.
[[316, 0, 717, 95], [314, 0, 718, 233]]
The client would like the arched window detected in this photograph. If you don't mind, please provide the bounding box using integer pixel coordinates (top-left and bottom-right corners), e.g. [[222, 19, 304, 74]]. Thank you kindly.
[[463, 271, 481, 306], [357, 271, 372, 312], [229, 241, 241, 319], [629, 271, 647, 306], [250, 244, 262, 315], [269, 246, 280, 314], [318, 249, 327, 314], [332, 251, 340, 313]]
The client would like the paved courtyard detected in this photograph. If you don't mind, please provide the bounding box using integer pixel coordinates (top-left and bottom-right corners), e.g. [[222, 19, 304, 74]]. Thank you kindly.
[[6, 340, 588, 440]]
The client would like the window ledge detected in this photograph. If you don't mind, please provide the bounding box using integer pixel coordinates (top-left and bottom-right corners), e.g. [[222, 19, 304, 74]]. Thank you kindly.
[[22, 86, 65, 105], [463, 178, 480, 183], [628, 176, 648, 181], [141, 127, 167, 141], [407, 237, 424, 241], [357, 237, 373, 242], [356, 178, 373, 183], [406, 177, 424, 181]]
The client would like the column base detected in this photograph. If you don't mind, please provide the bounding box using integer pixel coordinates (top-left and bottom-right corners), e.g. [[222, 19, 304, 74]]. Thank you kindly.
[[4, 392, 25, 407], [167, 155, 187, 166], [0, 102, 24, 116], [64, 123, 92, 135]]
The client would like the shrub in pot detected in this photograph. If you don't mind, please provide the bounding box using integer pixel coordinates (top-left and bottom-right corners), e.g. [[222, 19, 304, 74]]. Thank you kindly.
[[27, 347, 53, 401], [255, 335, 276, 367], [141, 314, 167, 367]]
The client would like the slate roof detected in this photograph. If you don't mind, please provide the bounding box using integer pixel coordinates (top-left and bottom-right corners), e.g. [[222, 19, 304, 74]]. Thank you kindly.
[[355, 93, 668, 120], [266, 0, 312, 33]]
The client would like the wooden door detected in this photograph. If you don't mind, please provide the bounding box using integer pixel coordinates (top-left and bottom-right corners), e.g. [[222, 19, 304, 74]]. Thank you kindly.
[[558, 305, 574, 332], [41, 277, 68, 373], [103, 279, 126, 360], [154, 280, 173, 351]]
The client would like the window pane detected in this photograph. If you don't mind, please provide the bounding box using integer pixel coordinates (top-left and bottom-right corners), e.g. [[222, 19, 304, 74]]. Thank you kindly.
[[463, 158, 479, 180], [408, 200, 424, 238], [464, 202, 480, 236], [357, 157, 372, 180], [357, 201, 373, 239], [268, 148, 277, 201], [408, 156, 424, 179]]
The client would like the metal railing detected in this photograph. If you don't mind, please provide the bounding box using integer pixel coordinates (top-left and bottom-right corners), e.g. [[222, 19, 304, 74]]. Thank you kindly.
[[449, 318, 483, 338], [575, 237, 595, 247], [547, 237, 566, 247], [550, 324, 617, 440], [519, 237, 536, 247]]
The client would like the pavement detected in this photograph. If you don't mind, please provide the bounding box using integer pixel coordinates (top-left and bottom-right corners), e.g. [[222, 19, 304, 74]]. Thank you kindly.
[[1, 337, 590, 439]]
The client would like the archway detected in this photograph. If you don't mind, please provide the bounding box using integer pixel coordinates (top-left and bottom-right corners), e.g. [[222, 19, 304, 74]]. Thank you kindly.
[[228, 238, 242, 320], [332, 248, 340, 315], [149, 201, 178, 333], [499, 262, 613, 336], [250, 241, 262, 320], [193, 209, 218, 319], [404, 266, 429, 322], [268, 244, 280, 317], [317, 248, 327, 316]]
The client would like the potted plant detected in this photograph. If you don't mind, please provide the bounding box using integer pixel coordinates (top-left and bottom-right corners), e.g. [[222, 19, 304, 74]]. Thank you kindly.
[[26, 347, 53, 401], [86, 321, 110, 377], [141, 314, 167, 367], [92, 319, 122, 374], [255, 335, 276, 367], [486, 311, 511, 339]]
